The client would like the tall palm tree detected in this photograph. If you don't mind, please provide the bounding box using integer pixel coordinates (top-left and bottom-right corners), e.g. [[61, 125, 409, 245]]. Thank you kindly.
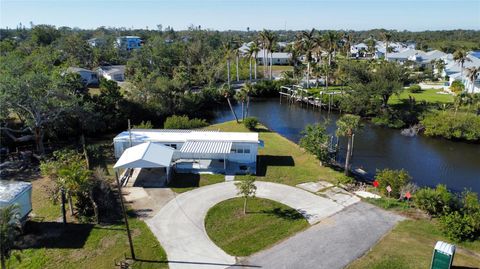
[[336, 114, 361, 176], [286, 42, 302, 81], [381, 31, 392, 60], [453, 50, 471, 79], [366, 38, 376, 58], [0, 205, 21, 269], [243, 82, 254, 118], [324, 31, 339, 66], [220, 84, 239, 123], [298, 29, 317, 88], [248, 40, 261, 81], [235, 89, 247, 121], [222, 41, 233, 87], [265, 31, 276, 79], [343, 32, 353, 58], [465, 66, 480, 93], [233, 41, 241, 82], [259, 30, 269, 78]]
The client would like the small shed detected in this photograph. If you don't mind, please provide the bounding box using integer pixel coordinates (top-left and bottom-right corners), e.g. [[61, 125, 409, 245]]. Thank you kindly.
[[431, 241, 456, 269], [0, 181, 32, 223]]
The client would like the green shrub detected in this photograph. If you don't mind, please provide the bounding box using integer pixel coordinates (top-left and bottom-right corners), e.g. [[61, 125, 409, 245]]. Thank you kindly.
[[450, 80, 464, 93], [336, 175, 355, 186], [414, 185, 455, 216], [439, 211, 477, 241], [408, 84, 422, 93], [163, 115, 208, 129], [375, 169, 411, 198], [421, 111, 480, 141], [243, 117, 259, 130], [299, 124, 330, 164], [133, 120, 154, 129]]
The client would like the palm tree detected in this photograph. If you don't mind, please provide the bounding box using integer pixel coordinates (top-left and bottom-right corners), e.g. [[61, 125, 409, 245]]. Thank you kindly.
[[324, 31, 339, 66], [220, 85, 239, 123], [366, 38, 376, 58], [0, 205, 21, 269], [222, 41, 233, 87], [381, 31, 392, 60], [336, 114, 361, 176], [235, 89, 247, 121], [243, 82, 254, 118], [233, 42, 241, 82], [453, 50, 471, 79], [259, 30, 269, 78], [343, 32, 353, 58], [247, 41, 260, 81], [266, 32, 276, 79], [434, 59, 446, 79], [465, 66, 480, 93], [298, 29, 317, 88]]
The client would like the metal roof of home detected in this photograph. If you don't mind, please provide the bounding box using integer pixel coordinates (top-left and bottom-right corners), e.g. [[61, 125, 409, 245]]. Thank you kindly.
[[180, 141, 232, 154], [114, 129, 259, 143], [0, 181, 32, 203]]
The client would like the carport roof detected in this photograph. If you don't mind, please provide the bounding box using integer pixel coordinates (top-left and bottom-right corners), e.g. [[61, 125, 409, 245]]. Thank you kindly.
[[113, 142, 174, 169]]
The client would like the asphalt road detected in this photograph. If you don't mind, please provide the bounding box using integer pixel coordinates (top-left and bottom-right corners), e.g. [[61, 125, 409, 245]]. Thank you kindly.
[[235, 202, 404, 269]]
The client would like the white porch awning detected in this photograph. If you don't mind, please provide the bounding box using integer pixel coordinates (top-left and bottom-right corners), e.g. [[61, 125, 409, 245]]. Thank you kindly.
[[180, 141, 232, 154], [113, 142, 175, 169]]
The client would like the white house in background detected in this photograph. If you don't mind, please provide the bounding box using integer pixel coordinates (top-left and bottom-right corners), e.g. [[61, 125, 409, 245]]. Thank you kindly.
[[97, 65, 125, 82], [87, 37, 106, 47], [0, 181, 32, 224], [66, 67, 99, 86], [385, 49, 446, 68], [113, 129, 260, 176], [443, 53, 480, 93], [115, 36, 142, 50], [255, 49, 291, 65]]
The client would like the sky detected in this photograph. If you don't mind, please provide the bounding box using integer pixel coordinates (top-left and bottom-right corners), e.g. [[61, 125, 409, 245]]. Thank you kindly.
[[1, 0, 479, 31]]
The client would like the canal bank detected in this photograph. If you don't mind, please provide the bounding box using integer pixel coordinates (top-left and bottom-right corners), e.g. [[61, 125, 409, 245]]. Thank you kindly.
[[213, 99, 480, 193]]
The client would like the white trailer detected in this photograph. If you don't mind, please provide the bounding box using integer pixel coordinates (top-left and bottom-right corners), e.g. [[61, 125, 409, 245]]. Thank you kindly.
[[0, 181, 32, 223]]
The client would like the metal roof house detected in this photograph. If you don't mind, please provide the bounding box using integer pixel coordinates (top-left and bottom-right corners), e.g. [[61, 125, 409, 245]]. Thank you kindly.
[[113, 129, 259, 175], [0, 181, 32, 223]]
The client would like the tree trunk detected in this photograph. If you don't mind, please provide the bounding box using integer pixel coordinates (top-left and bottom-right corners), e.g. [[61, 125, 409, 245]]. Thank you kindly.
[[61, 189, 67, 225], [345, 136, 352, 176], [306, 62, 310, 88], [89, 191, 99, 224], [243, 197, 247, 214], [227, 98, 239, 123], [254, 58, 257, 80], [1, 252, 6, 269], [270, 52, 273, 79], [249, 57, 252, 82], [236, 55, 240, 82], [241, 101, 244, 121], [263, 49, 266, 77], [81, 133, 90, 169], [227, 59, 231, 87], [246, 96, 250, 117], [68, 193, 74, 217], [34, 127, 45, 155]]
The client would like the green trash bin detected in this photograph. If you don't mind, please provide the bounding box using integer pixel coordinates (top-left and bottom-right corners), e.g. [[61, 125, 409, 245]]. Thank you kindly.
[[431, 241, 456, 269]]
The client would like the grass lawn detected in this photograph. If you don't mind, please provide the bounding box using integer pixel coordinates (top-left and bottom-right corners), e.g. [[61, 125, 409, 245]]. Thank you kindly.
[[207, 121, 343, 186], [346, 219, 480, 269], [389, 88, 454, 105], [205, 197, 308, 256], [9, 170, 168, 269], [258, 65, 293, 72]]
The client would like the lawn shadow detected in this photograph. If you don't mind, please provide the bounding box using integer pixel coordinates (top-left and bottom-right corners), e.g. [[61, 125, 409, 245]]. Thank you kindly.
[[167, 173, 200, 188], [256, 155, 295, 176], [16, 221, 94, 249], [257, 208, 304, 221]]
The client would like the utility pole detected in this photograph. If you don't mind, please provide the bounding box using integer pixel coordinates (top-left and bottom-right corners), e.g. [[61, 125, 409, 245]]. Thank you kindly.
[[115, 170, 136, 260]]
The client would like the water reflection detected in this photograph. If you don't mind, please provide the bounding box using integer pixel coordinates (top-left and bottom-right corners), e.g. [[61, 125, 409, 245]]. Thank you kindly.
[[214, 99, 480, 192]]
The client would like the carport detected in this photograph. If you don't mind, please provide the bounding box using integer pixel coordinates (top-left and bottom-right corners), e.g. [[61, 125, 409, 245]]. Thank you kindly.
[[113, 142, 175, 183]]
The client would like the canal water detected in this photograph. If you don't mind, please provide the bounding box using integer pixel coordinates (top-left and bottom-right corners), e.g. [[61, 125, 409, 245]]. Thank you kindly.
[[214, 99, 480, 193]]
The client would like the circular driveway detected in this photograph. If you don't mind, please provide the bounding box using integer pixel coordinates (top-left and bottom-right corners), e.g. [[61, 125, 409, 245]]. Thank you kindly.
[[145, 181, 345, 269]]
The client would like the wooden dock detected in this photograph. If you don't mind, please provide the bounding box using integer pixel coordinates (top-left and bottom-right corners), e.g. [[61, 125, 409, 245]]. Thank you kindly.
[[279, 85, 344, 111]]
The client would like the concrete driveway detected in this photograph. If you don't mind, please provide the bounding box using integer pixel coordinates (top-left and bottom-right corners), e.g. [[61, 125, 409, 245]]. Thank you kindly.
[[146, 181, 348, 269], [236, 202, 405, 269]]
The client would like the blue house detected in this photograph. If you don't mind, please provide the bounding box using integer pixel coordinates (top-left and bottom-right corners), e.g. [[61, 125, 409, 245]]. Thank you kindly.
[[116, 36, 142, 50]]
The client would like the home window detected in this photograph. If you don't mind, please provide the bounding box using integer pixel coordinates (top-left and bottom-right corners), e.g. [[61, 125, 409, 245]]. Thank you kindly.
[[237, 148, 244, 154], [231, 149, 237, 153], [244, 148, 250, 154]]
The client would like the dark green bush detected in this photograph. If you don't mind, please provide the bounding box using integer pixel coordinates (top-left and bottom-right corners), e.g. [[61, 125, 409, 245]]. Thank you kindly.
[[421, 111, 480, 141], [408, 84, 422, 93], [439, 211, 477, 241], [375, 169, 411, 198], [243, 117, 259, 130], [163, 115, 208, 129], [414, 185, 455, 216]]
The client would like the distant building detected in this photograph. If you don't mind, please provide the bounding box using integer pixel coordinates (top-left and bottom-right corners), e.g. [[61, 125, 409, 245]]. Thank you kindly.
[[255, 49, 291, 65], [66, 67, 99, 86], [87, 37, 106, 47], [97, 65, 125, 82], [116, 36, 142, 50]]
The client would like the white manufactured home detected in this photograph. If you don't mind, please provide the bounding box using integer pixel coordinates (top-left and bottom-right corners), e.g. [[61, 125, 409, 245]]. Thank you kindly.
[[0, 181, 32, 223], [113, 129, 260, 175]]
